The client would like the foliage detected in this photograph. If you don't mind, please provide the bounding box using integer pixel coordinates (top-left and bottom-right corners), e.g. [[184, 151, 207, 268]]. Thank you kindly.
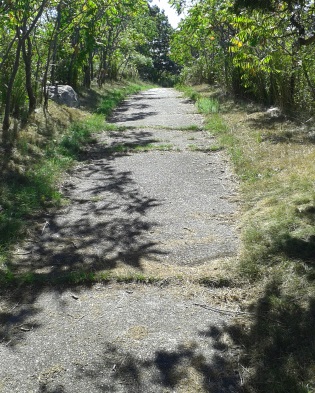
[[136, 4, 180, 85], [171, 0, 315, 115], [0, 0, 179, 146]]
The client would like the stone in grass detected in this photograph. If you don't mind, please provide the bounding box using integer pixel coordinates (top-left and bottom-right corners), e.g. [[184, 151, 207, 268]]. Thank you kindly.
[[47, 85, 80, 108], [266, 107, 282, 118]]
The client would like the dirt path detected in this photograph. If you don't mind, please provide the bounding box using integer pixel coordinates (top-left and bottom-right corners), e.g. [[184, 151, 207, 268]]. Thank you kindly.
[[0, 88, 243, 392]]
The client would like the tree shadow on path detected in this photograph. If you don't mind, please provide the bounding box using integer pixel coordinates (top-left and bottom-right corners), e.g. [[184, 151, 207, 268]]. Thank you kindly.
[[65, 340, 243, 392], [0, 134, 166, 347]]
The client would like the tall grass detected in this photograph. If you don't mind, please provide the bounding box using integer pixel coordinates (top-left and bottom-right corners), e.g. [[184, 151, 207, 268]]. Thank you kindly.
[[178, 85, 220, 114], [197, 97, 220, 114]]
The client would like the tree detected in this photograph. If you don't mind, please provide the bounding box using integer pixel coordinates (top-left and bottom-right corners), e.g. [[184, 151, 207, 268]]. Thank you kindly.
[[1, 0, 48, 146], [170, 0, 315, 113], [0, 0, 181, 149], [136, 4, 179, 85]]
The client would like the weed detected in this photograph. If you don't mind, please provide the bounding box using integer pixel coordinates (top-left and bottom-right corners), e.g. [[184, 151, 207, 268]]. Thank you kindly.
[[114, 273, 158, 284], [0, 268, 112, 288], [16, 135, 29, 155], [178, 125, 201, 131], [90, 195, 103, 202], [197, 97, 220, 114], [176, 84, 201, 101], [105, 142, 174, 153], [178, 85, 220, 114], [187, 144, 223, 153], [208, 144, 223, 152], [187, 144, 198, 151], [198, 277, 232, 288], [206, 113, 228, 134], [0, 168, 63, 252], [0, 268, 162, 289]]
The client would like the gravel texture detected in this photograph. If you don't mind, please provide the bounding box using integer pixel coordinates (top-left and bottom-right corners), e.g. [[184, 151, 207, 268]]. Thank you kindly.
[[0, 88, 242, 392]]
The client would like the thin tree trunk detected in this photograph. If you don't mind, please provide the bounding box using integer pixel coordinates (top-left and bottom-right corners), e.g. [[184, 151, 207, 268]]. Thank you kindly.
[[50, 2, 62, 86], [43, 2, 62, 109], [2, 33, 22, 147], [0, 33, 18, 72], [302, 63, 315, 101], [22, 36, 37, 115]]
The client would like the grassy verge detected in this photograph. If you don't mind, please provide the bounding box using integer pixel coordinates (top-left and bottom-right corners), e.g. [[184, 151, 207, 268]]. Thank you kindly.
[[96, 82, 154, 117], [179, 84, 315, 393], [0, 81, 153, 278]]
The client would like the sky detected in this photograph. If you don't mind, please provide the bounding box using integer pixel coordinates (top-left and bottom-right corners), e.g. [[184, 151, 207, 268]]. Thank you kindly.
[[150, 0, 183, 28]]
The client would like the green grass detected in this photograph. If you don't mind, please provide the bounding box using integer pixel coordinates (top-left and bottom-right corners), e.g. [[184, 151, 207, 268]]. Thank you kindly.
[[105, 142, 174, 153], [187, 144, 199, 151], [208, 144, 223, 152], [114, 273, 158, 284], [176, 84, 201, 102], [187, 143, 223, 152], [198, 277, 232, 288], [96, 82, 154, 118], [0, 165, 64, 248], [197, 97, 220, 114], [0, 269, 111, 288], [58, 121, 96, 157], [206, 113, 228, 133], [177, 85, 220, 114], [178, 125, 201, 131]]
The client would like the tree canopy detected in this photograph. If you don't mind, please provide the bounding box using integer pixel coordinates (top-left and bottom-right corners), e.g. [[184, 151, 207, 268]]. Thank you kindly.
[[2, 0, 315, 147], [170, 0, 315, 114], [0, 0, 178, 146]]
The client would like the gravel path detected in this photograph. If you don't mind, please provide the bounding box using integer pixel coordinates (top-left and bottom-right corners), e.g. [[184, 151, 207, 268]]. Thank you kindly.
[[0, 88, 242, 392]]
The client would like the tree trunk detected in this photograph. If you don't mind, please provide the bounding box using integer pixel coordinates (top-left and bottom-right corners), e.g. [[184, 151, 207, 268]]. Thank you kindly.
[[83, 64, 91, 88], [43, 2, 62, 109], [2, 35, 22, 147], [50, 2, 62, 86], [302, 63, 315, 101], [22, 36, 36, 115]]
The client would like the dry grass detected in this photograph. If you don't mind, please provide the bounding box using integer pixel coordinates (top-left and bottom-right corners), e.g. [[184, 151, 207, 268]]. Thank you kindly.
[[3, 101, 88, 173], [182, 84, 315, 393]]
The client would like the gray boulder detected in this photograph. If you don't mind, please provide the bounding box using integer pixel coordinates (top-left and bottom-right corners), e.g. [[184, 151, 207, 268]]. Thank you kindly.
[[47, 85, 79, 108]]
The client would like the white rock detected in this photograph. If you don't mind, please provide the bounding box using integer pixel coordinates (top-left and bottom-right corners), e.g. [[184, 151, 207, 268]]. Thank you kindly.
[[266, 107, 282, 118], [47, 85, 79, 108]]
